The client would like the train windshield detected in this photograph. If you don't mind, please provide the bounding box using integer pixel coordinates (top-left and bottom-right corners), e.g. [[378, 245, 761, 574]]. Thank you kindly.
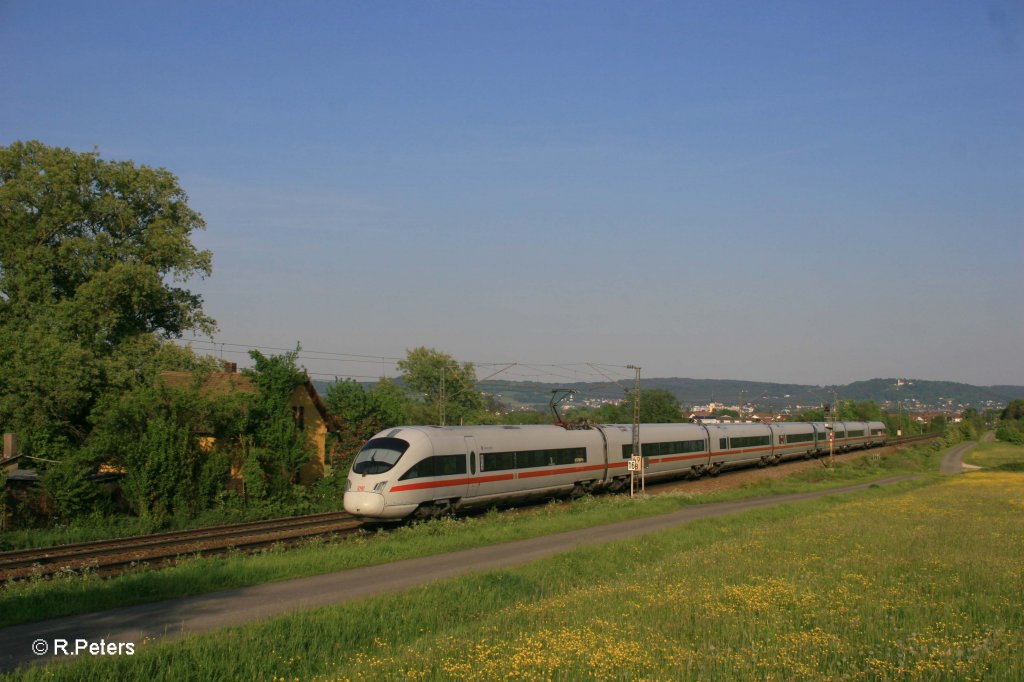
[[352, 437, 410, 475]]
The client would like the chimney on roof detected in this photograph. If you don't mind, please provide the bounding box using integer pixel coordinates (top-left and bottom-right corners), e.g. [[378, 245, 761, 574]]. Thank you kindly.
[[224, 362, 238, 374]]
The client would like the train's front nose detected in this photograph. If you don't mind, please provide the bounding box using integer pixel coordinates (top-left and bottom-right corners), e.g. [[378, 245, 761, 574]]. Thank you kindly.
[[344, 490, 385, 516], [344, 433, 415, 520]]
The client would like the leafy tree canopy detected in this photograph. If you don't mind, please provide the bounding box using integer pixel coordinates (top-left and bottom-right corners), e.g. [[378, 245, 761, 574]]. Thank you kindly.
[[0, 140, 212, 338], [397, 347, 484, 425], [0, 140, 214, 456], [836, 400, 884, 422], [566, 389, 683, 425], [325, 377, 410, 467], [1001, 400, 1024, 421], [627, 388, 684, 423], [242, 348, 314, 488]]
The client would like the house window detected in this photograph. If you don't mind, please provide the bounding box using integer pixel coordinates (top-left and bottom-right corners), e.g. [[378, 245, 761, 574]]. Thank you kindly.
[[293, 405, 305, 430]]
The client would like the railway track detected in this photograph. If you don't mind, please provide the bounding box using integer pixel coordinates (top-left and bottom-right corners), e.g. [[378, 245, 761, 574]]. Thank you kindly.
[[0, 510, 361, 582]]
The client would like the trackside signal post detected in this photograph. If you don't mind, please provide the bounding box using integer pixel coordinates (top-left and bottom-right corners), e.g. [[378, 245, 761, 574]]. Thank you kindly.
[[627, 364, 642, 496]]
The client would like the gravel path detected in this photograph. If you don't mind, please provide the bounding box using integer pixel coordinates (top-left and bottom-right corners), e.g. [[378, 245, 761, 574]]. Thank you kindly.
[[939, 441, 977, 474]]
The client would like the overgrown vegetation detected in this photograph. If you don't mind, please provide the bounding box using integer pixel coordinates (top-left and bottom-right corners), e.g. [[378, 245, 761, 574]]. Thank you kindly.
[[995, 399, 1024, 445], [0, 142, 328, 537]]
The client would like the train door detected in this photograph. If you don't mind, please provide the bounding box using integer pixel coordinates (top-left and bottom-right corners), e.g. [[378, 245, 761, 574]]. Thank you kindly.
[[464, 436, 480, 500]]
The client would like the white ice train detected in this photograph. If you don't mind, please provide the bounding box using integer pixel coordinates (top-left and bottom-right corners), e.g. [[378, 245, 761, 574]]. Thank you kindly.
[[343, 420, 887, 521]]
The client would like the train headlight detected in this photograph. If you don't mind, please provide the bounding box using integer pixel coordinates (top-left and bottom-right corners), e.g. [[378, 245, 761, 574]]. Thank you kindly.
[[373, 481, 388, 493]]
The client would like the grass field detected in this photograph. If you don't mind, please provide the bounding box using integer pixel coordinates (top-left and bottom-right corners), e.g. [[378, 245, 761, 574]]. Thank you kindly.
[[0, 444, 942, 628], [9, 445, 1024, 680], [964, 440, 1024, 471]]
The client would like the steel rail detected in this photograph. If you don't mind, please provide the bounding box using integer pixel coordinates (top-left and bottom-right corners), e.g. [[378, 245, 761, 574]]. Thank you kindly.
[[0, 511, 358, 581]]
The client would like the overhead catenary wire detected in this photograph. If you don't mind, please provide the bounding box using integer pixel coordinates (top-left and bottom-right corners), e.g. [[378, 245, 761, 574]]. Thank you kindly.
[[172, 337, 634, 393]]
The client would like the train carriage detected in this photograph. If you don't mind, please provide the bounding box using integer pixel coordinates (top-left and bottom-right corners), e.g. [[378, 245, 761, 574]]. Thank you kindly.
[[866, 421, 887, 447], [841, 421, 871, 450], [768, 422, 818, 461], [616, 423, 713, 481], [705, 422, 774, 472]]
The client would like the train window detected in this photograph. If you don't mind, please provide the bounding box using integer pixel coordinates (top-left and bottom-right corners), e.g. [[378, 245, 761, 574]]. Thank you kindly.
[[847, 430, 865, 437], [729, 435, 770, 448], [719, 438, 727, 449], [635, 440, 705, 458], [785, 433, 814, 443], [513, 447, 585, 469], [470, 452, 476, 474], [483, 451, 516, 472], [352, 437, 409, 475], [399, 454, 467, 480]]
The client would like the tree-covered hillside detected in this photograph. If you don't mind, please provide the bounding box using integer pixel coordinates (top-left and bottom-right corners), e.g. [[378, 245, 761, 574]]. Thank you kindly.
[[314, 377, 1023, 413]]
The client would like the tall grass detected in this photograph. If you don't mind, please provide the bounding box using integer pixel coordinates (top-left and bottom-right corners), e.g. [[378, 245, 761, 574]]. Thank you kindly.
[[11, 468, 1022, 680], [0, 473, 349, 552], [964, 441, 1024, 471]]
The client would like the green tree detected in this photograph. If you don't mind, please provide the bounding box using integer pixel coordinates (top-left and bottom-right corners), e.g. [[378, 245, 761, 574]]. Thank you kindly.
[[995, 421, 1024, 445], [325, 377, 410, 468], [0, 141, 213, 440], [397, 347, 484, 425], [995, 400, 1024, 445], [1001, 400, 1024, 421], [87, 369, 243, 521], [1, 140, 214, 515], [790, 408, 826, 422], [625, 389, 684, 423], [961, 407, 984, 434], [837, 400, 884, 422], [242, 349, 314, 497]]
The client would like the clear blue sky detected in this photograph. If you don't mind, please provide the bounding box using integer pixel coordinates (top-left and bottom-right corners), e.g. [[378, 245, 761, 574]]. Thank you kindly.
[[3, 1, 1022, 386]]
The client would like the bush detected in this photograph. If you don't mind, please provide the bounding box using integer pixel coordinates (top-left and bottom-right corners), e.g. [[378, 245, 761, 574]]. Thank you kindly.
[[996, 422, 1024, 445]]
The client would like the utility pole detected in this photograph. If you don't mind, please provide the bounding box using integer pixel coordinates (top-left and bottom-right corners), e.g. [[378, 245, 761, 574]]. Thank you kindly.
[[439, 365, 445, 426], [830, 390, 837, 467], [627, 364, 643, 494]]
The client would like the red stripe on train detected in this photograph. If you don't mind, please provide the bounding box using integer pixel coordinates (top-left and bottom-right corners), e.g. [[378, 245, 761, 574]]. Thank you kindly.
[[389, 473, 514, 492]]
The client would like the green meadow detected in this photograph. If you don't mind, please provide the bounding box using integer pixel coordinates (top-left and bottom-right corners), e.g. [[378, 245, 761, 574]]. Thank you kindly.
[[8, 443, 1024, 680], [965, 440, 1024, 471]]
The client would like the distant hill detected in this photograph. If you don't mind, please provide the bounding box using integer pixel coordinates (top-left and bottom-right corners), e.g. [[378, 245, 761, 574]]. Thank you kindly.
[[838, 379, 1016, 409], [311, 377, 1022, 413], [991, 385, 1024, 400]]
